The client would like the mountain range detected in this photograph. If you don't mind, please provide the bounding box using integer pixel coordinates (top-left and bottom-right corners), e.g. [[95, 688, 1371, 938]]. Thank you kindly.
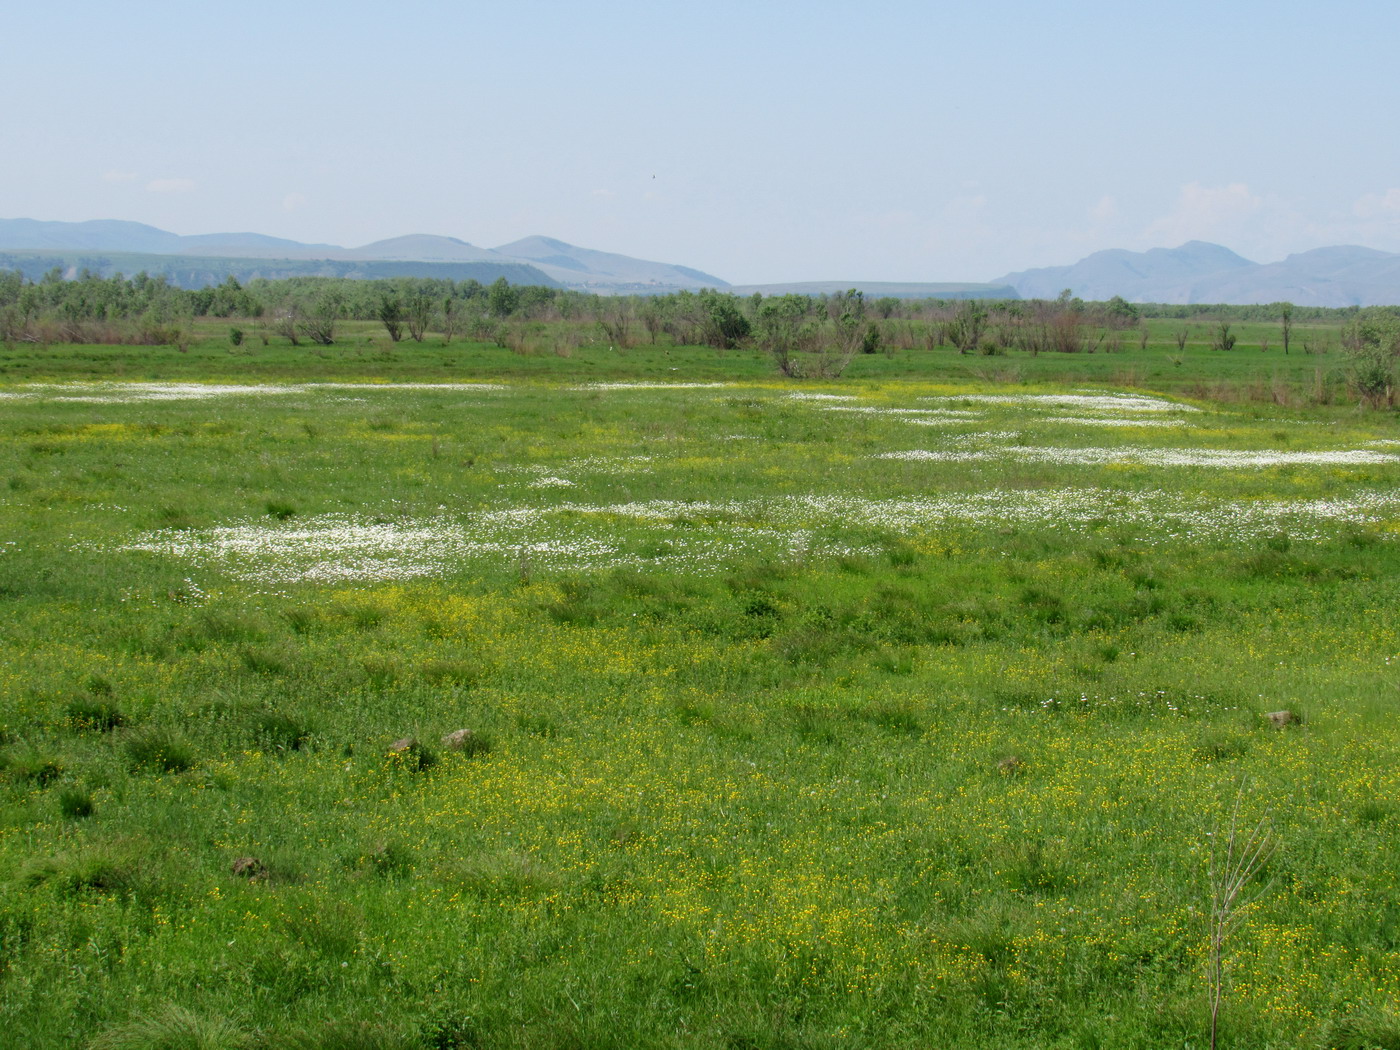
[[6, 219, 1400, 306], [995, 241, 1400, 307], [0, 219, 725, 293]]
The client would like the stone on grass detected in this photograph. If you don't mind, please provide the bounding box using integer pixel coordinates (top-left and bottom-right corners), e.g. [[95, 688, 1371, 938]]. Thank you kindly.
[[442, 727, 493, 758], [387, 736, 435, 770], [441, 728, 475, 750], [230, 856, 266, 879]]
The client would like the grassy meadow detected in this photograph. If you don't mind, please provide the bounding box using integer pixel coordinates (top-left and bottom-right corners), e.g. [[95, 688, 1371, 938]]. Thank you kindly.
[[2, 328, 1399, 1048]]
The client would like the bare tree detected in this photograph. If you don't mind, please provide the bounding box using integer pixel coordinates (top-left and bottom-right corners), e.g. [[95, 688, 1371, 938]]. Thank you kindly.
[[597, 298, 636, 349], [377, 294, 404, 342], [299, 290, 343, 346], [1048, 308, 1084, 353], [639, 299, 666, 345], [826, 289, 871, 361], [271, 306, 301, 346], [439, 297, 459, 344], [1211, 323, 1237, 352], [945, 302, 988, 355], [405, 293, 433, 343]]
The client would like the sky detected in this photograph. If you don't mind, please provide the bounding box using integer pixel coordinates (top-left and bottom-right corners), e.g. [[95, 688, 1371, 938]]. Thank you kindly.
[[5, 0, 1400, 285]]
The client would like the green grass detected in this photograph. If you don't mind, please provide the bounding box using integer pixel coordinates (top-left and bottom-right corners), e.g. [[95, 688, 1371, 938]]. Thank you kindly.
[[1, 341, 1398, 1048], [0, 316, 1369, 405]]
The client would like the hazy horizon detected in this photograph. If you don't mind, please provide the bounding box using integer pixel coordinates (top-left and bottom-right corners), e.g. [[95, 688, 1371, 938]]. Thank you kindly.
[[6, 1, 1400, 285]]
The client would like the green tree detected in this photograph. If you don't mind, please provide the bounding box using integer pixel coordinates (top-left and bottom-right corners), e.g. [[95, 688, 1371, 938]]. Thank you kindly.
[[698, 291, 750, 349], [487, 277, 518, 318], [1105, 295, 1140, 326], [0, 269, 25, 308], [755, 294, 816, 376]]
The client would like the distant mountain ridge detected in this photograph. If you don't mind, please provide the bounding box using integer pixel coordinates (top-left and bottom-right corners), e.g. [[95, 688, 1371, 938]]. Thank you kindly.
[[0, 219, 727, 292], [493, 236, 725, 290], [728, 280, 1017, 300], [10, 219, 1400, 304], [0, 248, 561, 291], [995, 241, 1400, 306]]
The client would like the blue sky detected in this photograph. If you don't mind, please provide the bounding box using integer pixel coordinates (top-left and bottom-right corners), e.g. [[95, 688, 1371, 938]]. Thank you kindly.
[[5, 0, 1400, 283]]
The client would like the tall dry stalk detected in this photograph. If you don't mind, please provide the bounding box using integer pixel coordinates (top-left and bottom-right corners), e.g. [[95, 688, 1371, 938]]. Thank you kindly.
[[1207, 784, 1276, 1050]]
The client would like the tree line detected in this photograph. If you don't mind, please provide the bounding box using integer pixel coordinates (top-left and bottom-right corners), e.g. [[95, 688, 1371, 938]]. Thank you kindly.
[[1, 269, 1396, 386]]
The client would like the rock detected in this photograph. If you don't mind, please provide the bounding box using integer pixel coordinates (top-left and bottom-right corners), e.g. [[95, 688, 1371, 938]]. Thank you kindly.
[[443, 727, 492, 758], [231, 856, 266, 879], [387, 736, 434, 770], [998, 755, 1024, 775], [1266, 710, 1298, 728], [441, 728, 474, 750]]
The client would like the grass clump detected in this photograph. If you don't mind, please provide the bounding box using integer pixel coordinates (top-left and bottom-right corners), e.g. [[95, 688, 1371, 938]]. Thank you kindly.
[[1319, 1013, 1400, 1050], [1193, 729, 1251, 763], [20, 846, 138, 896], [280, 1019, 420, 1050], [66, 696, 127, 732], [58, 787, 95, 819], [88, 1003, 253, 1050], [121, 727, 195, 774], [247, 709, 314, 752], [1, 749, 64, 787]]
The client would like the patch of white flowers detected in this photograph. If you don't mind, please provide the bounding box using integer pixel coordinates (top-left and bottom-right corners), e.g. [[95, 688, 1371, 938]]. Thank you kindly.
[[114, 485, 1400, 585], [877, 446, 1400, 467], [0, 381, 508, 402], [921, 392, 1198, 413]]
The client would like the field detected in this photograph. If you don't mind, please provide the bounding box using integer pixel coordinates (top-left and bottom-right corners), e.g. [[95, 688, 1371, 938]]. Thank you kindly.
[[2, 330, 1399, 1049]]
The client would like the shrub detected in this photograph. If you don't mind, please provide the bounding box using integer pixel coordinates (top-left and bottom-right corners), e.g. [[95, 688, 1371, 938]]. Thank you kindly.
[[1211, 322, 1238, 352], [1343, 314, 1399, 408], [1349, 352, 1396, 408]]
